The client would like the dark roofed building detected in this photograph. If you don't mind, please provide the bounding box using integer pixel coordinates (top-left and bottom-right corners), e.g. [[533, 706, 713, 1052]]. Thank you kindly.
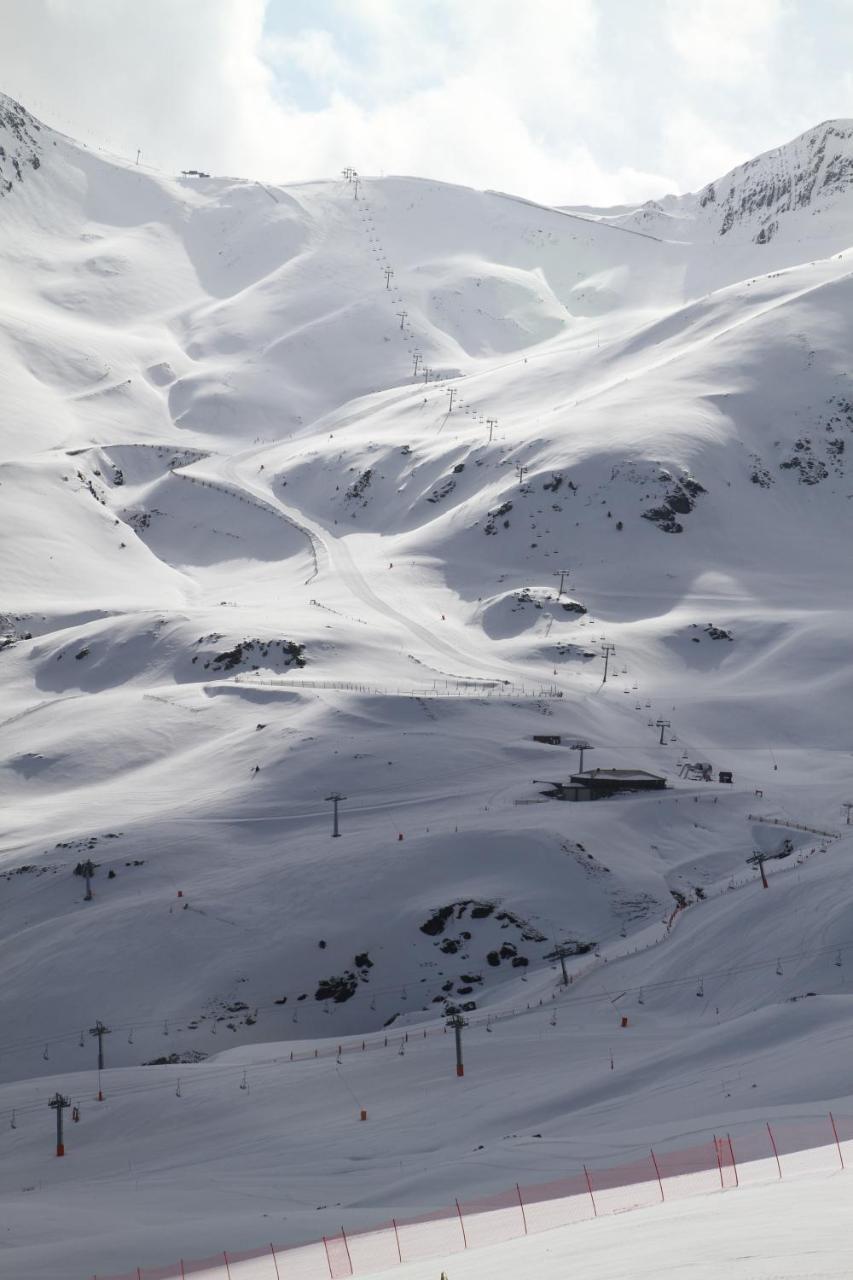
[[569, 768, 666, 796]]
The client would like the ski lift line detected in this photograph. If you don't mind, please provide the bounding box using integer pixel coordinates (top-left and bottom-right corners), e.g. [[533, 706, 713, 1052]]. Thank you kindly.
[[8, 995, 853, 1139], [3, 922, 852, 1071], [0, 826, 841, 1058], [0, 826, 845, 1059], [0, 1039, 404, 1127], [0, 1053, 314, 1126], [0, 947, 847, 1129], [0, 1015, 493, 1127], [0, 994, 617, 1126]]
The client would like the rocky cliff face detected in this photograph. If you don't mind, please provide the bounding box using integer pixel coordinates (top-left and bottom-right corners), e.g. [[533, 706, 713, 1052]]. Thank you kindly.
[[0, 95, 42, 197], [696, 120, 853, 243], [604, 120, 853, 252]]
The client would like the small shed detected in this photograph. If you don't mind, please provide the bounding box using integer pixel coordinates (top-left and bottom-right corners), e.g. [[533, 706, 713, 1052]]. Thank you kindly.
[[535, 780, 593, 801], [557, 783, 593, 801], [719, 770, 733, 784]]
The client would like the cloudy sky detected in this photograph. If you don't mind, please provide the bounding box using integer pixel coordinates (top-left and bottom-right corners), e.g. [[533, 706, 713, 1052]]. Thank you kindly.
[[1, 0, 851, 205]]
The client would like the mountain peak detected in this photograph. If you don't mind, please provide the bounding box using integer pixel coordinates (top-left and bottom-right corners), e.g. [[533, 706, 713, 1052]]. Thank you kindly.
[[694, 118, 853, 242]]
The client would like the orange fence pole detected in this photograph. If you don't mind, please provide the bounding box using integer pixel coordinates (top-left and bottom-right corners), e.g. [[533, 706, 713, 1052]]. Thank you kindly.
[[516, 1183, 528, 1235], [650, 1148, 665, 1201], [727, 1135, 739, 1187], [766, 1122, 782, 1178], [830, 1112, 845, 1168], [455, 1199, 468, 1248], [583, 1165, 598, 1217], [340, 1226, 353, 1274]]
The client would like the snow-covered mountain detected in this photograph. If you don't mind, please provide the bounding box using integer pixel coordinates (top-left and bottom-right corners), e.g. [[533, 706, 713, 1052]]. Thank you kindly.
[[2, 95, 853, 1278], [573, 118, 853, 249]]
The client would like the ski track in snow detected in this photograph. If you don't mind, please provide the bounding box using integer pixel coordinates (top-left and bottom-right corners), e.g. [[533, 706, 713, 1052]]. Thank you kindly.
[[2, 95, 853, 1278]]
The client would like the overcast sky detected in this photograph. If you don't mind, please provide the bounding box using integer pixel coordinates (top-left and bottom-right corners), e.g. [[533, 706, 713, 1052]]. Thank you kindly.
[[1, 0, 851, 205]]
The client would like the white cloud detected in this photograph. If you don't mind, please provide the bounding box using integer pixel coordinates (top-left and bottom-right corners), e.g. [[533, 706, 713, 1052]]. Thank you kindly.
[[0, 0, 278, 174], [664, 0, 783, 84], [0, 0, 847, 205], [660, 111, 751, 194]]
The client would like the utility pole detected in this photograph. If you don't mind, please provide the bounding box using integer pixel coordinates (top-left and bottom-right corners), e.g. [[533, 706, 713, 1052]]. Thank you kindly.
[[79, 860, 94, 901], [48, 1093, 71, 1157], [486, 418, 497, 443], [446, 387, 456, 412], [570, 741, 592, 772], [353, 174, 360, 199], [89, 1020, 111, 1101], [447, 1013, 466, 1077], [553, 568, 571, 597], [135, 149, 141, 165], [412, 352, 422, 377], [553, 944, 575, 986], [756, 854, 769, 889], [423, 367, 431, 383], [384, 267, 394, 290], [655, 719, 671, 745], [325, 792, 346, 838], [601, 642, 616, 683], [397, 311, 407, 330], [843, 802, 853, 826], [515, 462, 528, 485]]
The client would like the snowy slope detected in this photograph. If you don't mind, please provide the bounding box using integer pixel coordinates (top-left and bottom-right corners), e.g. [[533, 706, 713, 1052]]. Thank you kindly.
[[330, 1169, 853, 1280], [2, 93, 853, 1277]]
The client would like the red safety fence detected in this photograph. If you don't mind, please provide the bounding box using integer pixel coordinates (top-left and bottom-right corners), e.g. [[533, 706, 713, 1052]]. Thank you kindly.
[[94, 1112, 853, 1280]]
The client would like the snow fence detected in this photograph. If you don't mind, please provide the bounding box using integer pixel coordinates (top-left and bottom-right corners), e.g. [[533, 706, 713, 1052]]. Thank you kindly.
[[93, 1112, 853, 1280]]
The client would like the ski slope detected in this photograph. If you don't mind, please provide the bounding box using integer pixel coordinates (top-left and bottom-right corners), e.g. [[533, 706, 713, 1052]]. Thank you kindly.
[[334, 1167, 853, 1280], [2, 93, 853, 1277], [134, 1166, 853, 1280]]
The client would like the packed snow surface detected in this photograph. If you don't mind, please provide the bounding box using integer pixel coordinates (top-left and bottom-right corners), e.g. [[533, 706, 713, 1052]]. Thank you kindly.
[[1, 95, 853, 1277]]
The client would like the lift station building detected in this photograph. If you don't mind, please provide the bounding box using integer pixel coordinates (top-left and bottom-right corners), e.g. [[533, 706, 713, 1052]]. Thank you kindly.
[[559, 768, 667, 801]]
